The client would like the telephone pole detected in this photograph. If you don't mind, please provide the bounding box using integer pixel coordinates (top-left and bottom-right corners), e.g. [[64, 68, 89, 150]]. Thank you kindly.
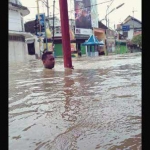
[[132, 8, 137, 36], [53, 0, 55, 47], [36, 0, 42, 55], [106, 5, 109, 27], [47, 0, 49, 17], [59, 0, 73, 69]]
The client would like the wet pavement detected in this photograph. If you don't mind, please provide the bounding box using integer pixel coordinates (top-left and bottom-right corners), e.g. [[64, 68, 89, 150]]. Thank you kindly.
[[9, 53, 141, 150]]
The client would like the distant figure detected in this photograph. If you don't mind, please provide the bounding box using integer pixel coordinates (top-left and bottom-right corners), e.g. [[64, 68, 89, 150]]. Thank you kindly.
[[78, 50, 82, 57], [42, 51, 55, 69]]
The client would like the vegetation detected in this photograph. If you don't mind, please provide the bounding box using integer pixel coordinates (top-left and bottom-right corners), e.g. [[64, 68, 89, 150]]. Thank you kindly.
[[131, 34, 142, 47]]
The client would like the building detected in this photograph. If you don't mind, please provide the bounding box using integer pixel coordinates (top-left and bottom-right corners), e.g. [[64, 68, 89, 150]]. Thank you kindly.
[[25, 17, 87, 57], [116, 16, 142, 40], [24, 0, 101, 57], [9, 0, 34, 62]]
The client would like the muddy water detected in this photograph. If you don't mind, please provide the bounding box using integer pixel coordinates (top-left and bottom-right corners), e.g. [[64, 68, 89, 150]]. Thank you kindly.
[[9, 53, 141, 150]]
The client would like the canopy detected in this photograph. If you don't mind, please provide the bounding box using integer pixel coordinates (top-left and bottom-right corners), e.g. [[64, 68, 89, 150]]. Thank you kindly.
[[82, 35, 104, 46]]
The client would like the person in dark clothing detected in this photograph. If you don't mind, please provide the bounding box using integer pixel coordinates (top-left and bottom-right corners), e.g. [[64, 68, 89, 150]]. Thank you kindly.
[[78, 50, 82, 57]]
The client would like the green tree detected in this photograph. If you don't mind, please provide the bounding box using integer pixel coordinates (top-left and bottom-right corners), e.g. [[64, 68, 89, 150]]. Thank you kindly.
[[131, 34, 142, 47]]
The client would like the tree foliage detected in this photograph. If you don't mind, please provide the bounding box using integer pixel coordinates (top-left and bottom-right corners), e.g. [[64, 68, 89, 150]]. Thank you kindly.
[[131, 34, 142, 46]]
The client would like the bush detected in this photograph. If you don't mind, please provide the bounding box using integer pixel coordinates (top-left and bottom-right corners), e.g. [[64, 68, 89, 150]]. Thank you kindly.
[[131, 34, 142, 47]]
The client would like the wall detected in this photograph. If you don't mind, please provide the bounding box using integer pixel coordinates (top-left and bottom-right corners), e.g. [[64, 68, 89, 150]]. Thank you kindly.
[[9, 41, 35, 63], [127, 29, 134, 40], [34, 36, 40, 57], [55, 44, 63, 57], [119, 19, 141, 40], [25, 36, 40, 58], [9, 9, 22, 31], [81, 45, 86, 54], [123, 20, 141, 29], [54, 44, 86, 57]]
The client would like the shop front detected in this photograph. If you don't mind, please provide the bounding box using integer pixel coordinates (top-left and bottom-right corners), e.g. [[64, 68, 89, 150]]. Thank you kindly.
[[93, 28, 107, 55]]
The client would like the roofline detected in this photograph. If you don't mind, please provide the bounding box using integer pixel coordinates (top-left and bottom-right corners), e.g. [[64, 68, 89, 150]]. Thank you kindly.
[[121, 15, 141, 25], [9, 2, 30, 16], [9, 31, 33, 38], [116, 27, 142, 31]]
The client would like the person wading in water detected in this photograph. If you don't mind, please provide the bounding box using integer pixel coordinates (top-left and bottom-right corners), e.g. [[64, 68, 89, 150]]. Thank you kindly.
[[42, 51, 55, 69]]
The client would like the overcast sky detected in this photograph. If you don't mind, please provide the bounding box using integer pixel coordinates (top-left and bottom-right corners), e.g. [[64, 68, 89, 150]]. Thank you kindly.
[[21, 0, 141, 29]]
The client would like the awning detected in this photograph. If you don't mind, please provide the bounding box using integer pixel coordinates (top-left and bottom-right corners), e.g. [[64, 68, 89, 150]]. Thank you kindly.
[[82, 35, 104, 46], [26, 39, 35, 44], [9, 31, 33, 38]]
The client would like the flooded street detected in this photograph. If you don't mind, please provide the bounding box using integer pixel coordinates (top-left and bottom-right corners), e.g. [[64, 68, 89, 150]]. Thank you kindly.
[[9, 53, 141, 150]]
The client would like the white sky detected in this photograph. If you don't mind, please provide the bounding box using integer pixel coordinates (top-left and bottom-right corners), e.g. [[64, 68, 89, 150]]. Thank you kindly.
[[21, 0, 141, 29]]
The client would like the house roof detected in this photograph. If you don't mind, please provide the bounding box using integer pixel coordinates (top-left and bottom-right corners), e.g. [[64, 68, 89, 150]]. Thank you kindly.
[[25, 20, 35, 34], [9, 1, 30, 16], [98, 21, 108, 30], [116, 15, 142, 31], [9, 31, 33, 38], [82, 35, 104, 46], [9, 0, 22, 6], [134, 31, 142, 36], [121, 15, 141, 25]]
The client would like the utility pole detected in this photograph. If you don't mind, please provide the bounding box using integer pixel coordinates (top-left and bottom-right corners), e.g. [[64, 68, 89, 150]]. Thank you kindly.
[[36, 0, 42, 56], [47, 0, 49, 17], [132, 8, 137, 36], [106, 5, 109, 27], [59, 0, 73, 69], [104, 3, 124, 28], [52, 0, 55, 56], [53, 0, 55, 47], [45, 0, 49, 51]]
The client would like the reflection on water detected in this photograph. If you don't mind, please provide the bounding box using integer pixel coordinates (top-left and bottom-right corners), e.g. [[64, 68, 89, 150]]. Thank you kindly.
[[9, 53, 141, 150]]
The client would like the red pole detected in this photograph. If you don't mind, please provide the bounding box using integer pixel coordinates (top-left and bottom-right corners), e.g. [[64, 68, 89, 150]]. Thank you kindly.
[[59, 0, 73, 69]]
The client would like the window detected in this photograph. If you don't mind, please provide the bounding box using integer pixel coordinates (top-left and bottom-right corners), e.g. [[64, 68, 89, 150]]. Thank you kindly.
[[9, 35, 25, 42], [55, 27, 60, 34], [27, 43, 35, 55], [123, 32, 128, 37]]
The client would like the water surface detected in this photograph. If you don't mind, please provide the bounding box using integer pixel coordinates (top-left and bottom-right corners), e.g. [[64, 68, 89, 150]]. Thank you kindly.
[[9, 53, 141, 150]]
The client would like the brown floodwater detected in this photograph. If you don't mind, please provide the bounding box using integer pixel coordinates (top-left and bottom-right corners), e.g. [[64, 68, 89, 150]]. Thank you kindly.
[[9, 53, 141, 150]]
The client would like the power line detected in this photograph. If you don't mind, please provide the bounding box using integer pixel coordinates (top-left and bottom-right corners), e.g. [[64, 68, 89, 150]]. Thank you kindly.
[[108, 0, 115, 9], [25, 0, 112, 21], [54, 0, 113, 16]]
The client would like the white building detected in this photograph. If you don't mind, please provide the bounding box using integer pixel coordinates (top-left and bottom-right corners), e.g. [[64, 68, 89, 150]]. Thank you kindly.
[[117, 16, 142, 40], [9, 0, 35, 63]]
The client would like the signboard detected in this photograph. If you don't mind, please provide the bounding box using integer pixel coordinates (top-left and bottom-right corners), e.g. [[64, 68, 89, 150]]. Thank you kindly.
[[71, 43, 76, 52], [90, 0, 98, 28], [106, 29, 116, 53], [106, 39, 116, 53], [106, 29, 115, 39], [36, 13, 46, 36], [74, 0, 92, 35], [69, 28, 76, 52], [122, 25, 130, 31]]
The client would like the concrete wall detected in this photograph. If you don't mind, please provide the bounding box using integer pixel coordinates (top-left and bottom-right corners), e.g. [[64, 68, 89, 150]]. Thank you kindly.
[[9, 9, 22, 31], [9, 41, 35, 63], [34, 36, 41, 58], [124, 20, 141, 29], [127, 29, 134, 40]]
